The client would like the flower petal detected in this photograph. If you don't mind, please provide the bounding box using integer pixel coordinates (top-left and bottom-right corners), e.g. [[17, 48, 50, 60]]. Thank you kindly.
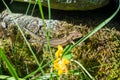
[[55, 45, 63, 58]]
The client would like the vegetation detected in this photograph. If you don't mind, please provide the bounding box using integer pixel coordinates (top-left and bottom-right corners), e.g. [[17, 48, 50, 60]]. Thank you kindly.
[[0, 0, 120, 79]]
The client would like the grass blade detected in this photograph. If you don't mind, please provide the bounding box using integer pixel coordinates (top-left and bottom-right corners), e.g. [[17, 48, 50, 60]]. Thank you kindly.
[[0, 48, 19, 80], [0, 75, 24, 80]]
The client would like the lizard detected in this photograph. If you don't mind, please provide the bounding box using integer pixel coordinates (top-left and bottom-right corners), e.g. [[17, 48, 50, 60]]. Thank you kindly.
[[46, 31, 82, 47]]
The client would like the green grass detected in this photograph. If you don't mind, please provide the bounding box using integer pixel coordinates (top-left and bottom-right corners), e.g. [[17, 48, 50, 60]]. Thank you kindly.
[[0, 0, 120, 80]]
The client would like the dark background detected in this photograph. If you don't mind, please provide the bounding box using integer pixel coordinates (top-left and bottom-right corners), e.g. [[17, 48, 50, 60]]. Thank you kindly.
[[0, 0, 120, 29]]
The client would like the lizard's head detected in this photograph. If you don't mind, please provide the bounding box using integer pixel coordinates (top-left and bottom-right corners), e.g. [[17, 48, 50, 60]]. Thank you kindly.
[[69, 31, 82, 40]]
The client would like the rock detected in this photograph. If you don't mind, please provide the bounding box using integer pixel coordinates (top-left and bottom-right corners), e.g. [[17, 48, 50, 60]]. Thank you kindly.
[[13, 0, 110, 10], [41, 0, 110, 10]]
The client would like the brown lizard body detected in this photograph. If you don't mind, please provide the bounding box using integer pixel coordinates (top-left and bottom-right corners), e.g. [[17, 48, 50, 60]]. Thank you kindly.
[[48, 31, 82, 47]]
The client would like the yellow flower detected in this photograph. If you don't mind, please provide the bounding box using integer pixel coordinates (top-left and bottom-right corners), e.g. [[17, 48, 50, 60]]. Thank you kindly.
[[55, 45, 63, 58], [54, 45, 70, 75], [54, 58, 70, 75]]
